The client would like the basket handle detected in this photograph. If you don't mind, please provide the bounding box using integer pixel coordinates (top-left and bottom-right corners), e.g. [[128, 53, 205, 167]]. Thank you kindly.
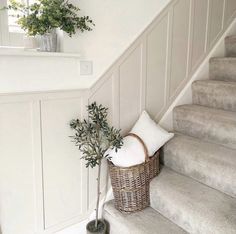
[[126, 133, 150, 162]]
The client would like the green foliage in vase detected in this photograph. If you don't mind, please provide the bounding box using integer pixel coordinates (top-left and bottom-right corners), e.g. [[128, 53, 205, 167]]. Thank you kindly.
[[70, 102, 123, 168], [2, 0, 94, 36]]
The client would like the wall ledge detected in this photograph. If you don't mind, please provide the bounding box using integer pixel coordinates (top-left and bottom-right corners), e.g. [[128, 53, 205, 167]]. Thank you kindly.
[[0, 46, 81, 58]]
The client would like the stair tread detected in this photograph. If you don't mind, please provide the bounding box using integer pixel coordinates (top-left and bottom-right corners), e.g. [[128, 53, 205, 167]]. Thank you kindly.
[[173, 104, 236, 149], [193, 79, 236, 87], [210, 57, 236, 61], [104, 200, 187, 234], [150, 167, 236, 234], [163, 134, 236, 198], [192, 79, 236, 111]]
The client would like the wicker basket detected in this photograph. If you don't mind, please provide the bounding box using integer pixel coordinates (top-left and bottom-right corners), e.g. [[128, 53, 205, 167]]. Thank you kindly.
[[108, 133, 160, 213]]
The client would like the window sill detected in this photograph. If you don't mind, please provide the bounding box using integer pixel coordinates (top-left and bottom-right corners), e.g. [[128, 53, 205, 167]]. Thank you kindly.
[[0, 46, 81, 58]]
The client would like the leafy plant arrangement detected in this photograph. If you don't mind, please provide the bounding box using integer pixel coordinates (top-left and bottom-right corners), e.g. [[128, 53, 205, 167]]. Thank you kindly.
[[70, 102, 123, 233], [3, 0, 94, 36]]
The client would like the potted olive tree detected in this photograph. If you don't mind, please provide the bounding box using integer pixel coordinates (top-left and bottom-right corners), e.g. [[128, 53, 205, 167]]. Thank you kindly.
[[3, 0, 94, 52], [70, 102, 123, 234]]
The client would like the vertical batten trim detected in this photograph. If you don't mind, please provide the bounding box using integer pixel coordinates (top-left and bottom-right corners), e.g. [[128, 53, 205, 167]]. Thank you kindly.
[[205, 0, 211, 53], [141, 38, 147, 113], [118, 65, 122, 130], [166, 5, 174, 102], [164, 11, 172, 107], [112, 69, 120, 129], [80, 95, 91, 212], [80, 96, 89, 214], [32, 100, 45, 232], [222, 0, 227, 30], [39, 100, 46, 230], [186, 0, 194, 76]]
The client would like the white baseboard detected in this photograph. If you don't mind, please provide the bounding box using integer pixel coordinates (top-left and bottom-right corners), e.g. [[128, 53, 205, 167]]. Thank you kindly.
[[159, 18, 236, 131], [54, 188, 114, 234], [54, 219, 87, 234]]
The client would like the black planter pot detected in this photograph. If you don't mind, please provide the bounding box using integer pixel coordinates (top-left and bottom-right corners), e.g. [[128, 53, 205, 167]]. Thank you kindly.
[[86, 219, 107, 234]]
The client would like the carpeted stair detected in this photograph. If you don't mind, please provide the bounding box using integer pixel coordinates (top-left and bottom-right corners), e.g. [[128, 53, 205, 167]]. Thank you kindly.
[[104, 35, 236, 234], [104, 200, 187, 234]]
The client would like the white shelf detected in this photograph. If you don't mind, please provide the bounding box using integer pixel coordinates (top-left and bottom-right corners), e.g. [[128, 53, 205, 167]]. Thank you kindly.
[[0, 46, 81, 58]]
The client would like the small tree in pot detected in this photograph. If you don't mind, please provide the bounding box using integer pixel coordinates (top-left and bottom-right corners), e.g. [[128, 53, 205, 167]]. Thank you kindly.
[[70, 102, 123, 234], [2, 0, 94, 51]]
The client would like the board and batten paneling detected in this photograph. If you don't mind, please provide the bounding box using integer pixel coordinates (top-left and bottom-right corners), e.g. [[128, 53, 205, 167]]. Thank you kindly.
[[169, 0, 190, 98], [119, 45, 142, 133], [0, 102, 36, 234], [40, 97, 88, 229], [1, 0, 236, 233], [207, 0, 225, 48], [190, 0, 208, 71], [146, 14, 169, 119], [89, 77, 114, 124], [224, 0, 236, 26]]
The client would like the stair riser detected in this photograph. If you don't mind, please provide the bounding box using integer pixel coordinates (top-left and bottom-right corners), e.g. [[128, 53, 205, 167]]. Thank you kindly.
[[173, 106, 236, 150], [150, 168, 236, 234], [151, 193, 190, 233], [163, 136, 236, 198], [192, 82, 236, 112], [225, 37, 236, 57], [210, 58, 236, 81]]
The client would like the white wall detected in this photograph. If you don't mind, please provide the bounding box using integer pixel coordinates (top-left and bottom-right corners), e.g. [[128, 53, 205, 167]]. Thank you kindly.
[[0, 0, 171, 93], [62, 0, 171, 79], [1, 0, 236, 234]]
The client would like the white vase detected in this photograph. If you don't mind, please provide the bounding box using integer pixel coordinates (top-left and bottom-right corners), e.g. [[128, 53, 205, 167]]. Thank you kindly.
[[23, 36, 38, 50], [37, 30, 57, 52]]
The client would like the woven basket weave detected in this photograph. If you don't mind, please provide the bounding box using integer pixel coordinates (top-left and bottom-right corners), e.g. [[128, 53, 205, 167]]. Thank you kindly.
[[108, 133, 160, 213]]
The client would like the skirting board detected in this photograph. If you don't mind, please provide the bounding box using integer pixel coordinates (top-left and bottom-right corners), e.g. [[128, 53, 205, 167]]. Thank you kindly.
[[54, 190, 113, 234], [159, 18, 236, 131], [55, 219, 88, 234]]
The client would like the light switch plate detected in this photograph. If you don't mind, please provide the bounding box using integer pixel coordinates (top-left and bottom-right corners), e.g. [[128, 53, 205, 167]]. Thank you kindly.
[[80, 61, 93, 75]]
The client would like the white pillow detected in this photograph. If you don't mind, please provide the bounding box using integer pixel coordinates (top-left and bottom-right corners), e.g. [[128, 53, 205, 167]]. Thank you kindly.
[[109, 110, 174, 167], [108, 135, 145, 167], [131, 111, 174, 156]]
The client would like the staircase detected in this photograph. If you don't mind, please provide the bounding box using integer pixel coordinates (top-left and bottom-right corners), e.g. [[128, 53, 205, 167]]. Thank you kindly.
[[103, 35, 236, 234]]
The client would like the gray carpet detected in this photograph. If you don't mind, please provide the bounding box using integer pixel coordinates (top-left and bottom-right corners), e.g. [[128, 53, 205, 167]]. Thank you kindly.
[[192, 79, 236, 111], [104, 34, 236, 234]]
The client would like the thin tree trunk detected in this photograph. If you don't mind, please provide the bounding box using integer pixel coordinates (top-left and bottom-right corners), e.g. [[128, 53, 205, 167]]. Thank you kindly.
[[95, 159, 102, 229]]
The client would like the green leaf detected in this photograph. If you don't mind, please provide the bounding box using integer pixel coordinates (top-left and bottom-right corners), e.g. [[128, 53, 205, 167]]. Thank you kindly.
[[70, 102, 123, 169], [2, 0, 94, 36]]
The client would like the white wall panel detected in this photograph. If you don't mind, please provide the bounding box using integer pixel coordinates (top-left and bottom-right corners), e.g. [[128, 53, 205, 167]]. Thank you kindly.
[[146, 15, 168, 118], [169, 0, 190, 97], [119, 46, 142, 133], [0, 102, 36, 234], [208, 0, 224, 48], [88, 78, 113, 210], [41, 98, 86, 228], [89, 77, 114, 124], [224, 0, 236, 26], [191, 0, 208, 71]]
